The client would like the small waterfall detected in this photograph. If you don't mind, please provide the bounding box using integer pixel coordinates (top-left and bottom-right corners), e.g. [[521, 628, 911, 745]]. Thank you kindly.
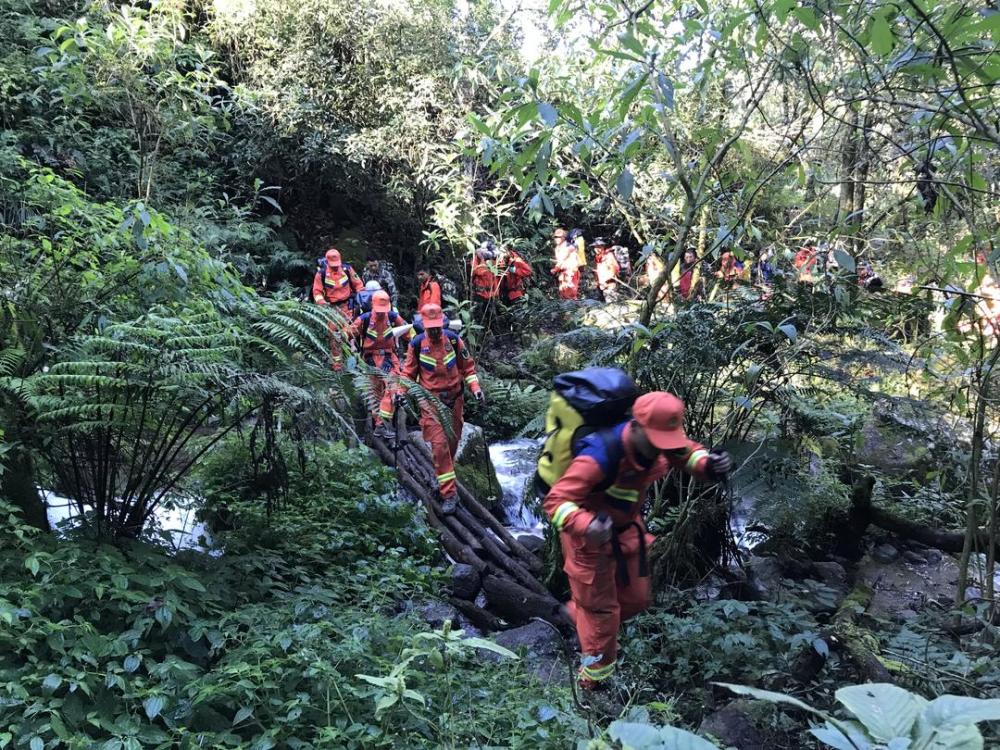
[[487, 438, 544, 533]]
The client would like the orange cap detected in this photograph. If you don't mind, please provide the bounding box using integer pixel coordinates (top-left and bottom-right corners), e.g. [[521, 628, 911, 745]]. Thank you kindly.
[[325, 248, 342, 267], [420, 303, 445, 328], [372, 290, 391, 313], [632, 392, 687, 450]]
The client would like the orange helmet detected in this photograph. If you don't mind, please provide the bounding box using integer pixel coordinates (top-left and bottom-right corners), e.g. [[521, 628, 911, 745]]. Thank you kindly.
[[325, 248, 342, 268]]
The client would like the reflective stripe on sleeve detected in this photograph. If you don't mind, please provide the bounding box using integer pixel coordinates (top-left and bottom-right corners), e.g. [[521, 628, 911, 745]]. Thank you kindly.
[[606, 485, 639, 503], [551, 501, 581, 531], [464, 374, 479, 386], [686, 448, 709, 472]]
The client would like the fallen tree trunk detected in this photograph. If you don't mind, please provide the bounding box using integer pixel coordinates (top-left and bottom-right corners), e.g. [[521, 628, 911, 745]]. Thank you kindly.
[[851, 474, 1000, 560], [792, 583, 894, 685], [482, 574, 571, 631]]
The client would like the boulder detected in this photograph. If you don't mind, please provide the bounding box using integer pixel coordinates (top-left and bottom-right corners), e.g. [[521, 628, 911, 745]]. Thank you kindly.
[[872, 543, 900, 563], [453, 423, 502, 514], [903, 550, 927, 565], [855, 413, 932, 478], [698, 701, 766, 750], [415, 601, 461, 629], [746, 556, 786, 601], [450, 563, 481, 600], [810, 561, 848, 589], [480, 620, 565, 684]]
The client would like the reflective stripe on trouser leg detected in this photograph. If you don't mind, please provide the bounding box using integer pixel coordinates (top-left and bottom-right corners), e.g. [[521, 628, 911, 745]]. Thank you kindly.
[[420, 402, 457, 498], [566, 561, 621, 684]]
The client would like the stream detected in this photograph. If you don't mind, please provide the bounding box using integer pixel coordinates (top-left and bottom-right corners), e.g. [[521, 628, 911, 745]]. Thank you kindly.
[[488, 437, 544, 535]]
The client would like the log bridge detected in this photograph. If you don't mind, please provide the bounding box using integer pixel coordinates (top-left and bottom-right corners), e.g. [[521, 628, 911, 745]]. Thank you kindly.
[[365, 422, 570, 633]]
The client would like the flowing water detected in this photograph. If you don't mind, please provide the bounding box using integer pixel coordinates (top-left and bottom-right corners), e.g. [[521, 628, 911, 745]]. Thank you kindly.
[[43, 490, 214, 553], [488, 437, 543, 534]]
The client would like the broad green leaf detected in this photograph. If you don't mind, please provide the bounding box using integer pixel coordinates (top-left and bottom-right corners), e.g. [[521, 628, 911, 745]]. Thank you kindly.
[[835, 684, 925, 742], [778, 323, 797, 342], [608, 722, 663, 747], [537, 102, 558, 128], [42, 674, 62, 691], [143, 695, 165, 720], [810, 723, 873, 750], [464, 637, 518, 658], [375, 694, 398, 713], [233, 705, 253, 725], [29, 738, 43, 750], [715, 683, 822, 715], [123, 655, 141, 673], [920, 696, 1000, 729], [833, 248, 855, 272], [870, 16, 894, 56]]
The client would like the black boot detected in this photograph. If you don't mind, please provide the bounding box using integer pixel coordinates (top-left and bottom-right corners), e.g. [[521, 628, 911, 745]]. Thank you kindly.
[[440, 494, 458, 515]]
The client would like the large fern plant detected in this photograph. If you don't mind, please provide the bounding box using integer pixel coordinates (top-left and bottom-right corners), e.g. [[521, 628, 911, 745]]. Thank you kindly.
[[14, 300, 347, 539]]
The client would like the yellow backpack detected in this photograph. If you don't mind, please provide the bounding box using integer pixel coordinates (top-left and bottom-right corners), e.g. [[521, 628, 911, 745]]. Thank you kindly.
[[534, 367, 638, 494]]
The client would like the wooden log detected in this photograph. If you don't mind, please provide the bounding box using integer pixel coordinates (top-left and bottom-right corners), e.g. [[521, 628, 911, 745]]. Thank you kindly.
[[457, 484, 543, 574], [449, 597, 505, 632], [456, 506, 550, 597], [482, 574, 570, 630]]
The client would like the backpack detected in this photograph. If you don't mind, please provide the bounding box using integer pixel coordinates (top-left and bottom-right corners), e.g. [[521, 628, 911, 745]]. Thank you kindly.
[[357, 286, 380, 314], [534, 367, 639, 496], [568, 228, 587, 267]]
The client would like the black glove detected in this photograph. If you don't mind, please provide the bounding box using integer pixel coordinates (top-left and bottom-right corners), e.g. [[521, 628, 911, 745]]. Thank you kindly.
[[475, 391, 486, 404], [707, 451, 733, 481]]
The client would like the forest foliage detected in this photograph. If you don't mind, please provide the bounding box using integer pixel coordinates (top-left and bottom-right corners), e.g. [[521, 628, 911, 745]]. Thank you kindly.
[[1, 0, 999, 747]]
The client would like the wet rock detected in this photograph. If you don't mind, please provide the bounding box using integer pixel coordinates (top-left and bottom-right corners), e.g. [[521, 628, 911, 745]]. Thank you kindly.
[[516, 534, 545, 556], [699, 700, 766, 750], [746, 556, 786, 601], [416, 601, 461, 629], [873, 543, 900, 563], [453, 422, 502, 515], [480, 620, 565, 684], [450, 564, 481, 600], [811, 561, 848, 588], [856, 413, 932, 477], [924, 549, 943, 565], [903, 550, 927, 565], [898, 608, 919, 622]]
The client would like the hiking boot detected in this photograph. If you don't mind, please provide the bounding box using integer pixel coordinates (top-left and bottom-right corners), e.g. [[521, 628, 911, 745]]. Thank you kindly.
[[440, 494, 459, 515]]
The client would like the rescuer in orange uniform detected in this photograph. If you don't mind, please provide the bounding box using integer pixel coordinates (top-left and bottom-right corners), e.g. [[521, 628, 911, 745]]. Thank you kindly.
[[349, 290, 410, 433], [401, 303, 484, 514], [592, 238, 621, 303], [552, 228, 581, 300], [498, 247, 533, 304], [543, 393, 732, 689], [312, 248, 364, 370], [416, 270, 442, 311]]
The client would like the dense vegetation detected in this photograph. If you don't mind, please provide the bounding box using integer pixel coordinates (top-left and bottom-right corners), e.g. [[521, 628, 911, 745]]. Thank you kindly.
[[2, 0, 999, 747]]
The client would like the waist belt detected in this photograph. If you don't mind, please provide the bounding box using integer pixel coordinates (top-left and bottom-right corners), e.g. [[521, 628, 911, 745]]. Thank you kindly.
[[610, 521, 649, 586]]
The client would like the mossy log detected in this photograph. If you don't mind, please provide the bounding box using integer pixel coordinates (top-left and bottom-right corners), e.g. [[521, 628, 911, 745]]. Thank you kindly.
[[792, 583, 896, 684]]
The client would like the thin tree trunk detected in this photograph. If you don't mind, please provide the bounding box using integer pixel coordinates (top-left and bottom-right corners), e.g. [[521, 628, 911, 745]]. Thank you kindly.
[[1, 452, 49, 531]]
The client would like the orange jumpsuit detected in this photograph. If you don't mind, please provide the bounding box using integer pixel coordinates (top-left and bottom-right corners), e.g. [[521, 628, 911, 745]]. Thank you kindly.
[[553, 241, 580, 299], [312, 262, 364, 370], [543, 422, 709, 685], [350, 310, 410, 426], [794, 247, 818, 282], [401, 330, 482, 498], [471, 256, 502, 300], [501, 251, 533, 303], [417, 277, 442, 311], [594, 249, 621, 302]]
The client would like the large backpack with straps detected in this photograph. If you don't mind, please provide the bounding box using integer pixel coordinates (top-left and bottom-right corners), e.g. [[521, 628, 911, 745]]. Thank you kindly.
[[534, 367, 638, 496]]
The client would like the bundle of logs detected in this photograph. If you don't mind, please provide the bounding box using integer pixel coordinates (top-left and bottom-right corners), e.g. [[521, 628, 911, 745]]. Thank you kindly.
[[365, 422, 571, 633]]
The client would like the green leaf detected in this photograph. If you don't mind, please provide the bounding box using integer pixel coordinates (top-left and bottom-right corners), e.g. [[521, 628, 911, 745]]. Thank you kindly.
[[42, 674, 62, 691], [715, 683, 821, 715], [123, 655, 141, 673], [833, 248, 856, 272], [617, 169, 635, 200], [870, 16, 894, 56], [609, 721, 720, 749], [233, 705, 253, 725], [375, 694, 398, 713], [778, 323, 797, 342], [537, 102, 558, 128], [464, 637, 519, 659], [29, 738, 43, 750], [619, 29, 644, 56], [835, 684, 926, 742], [143, 695, 166, 720], [920, 695, 1000, 729], [25, 556, 40, 576]]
